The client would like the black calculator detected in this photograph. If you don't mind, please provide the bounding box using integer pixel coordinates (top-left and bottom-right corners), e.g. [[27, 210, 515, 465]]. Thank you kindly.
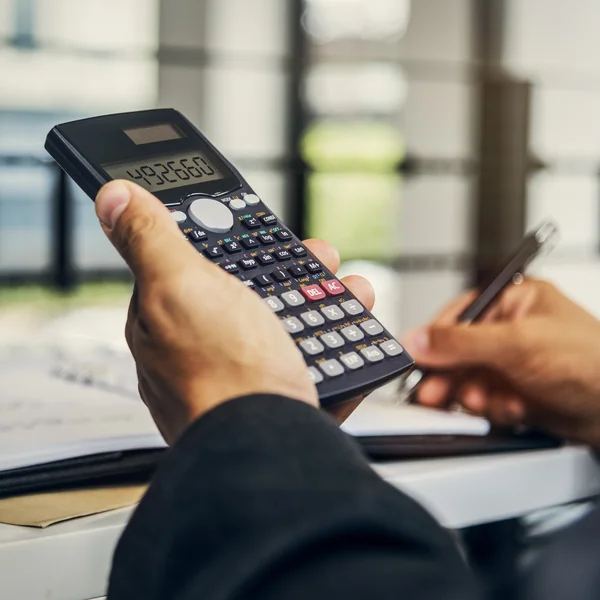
[[45, 109, 414, 407]]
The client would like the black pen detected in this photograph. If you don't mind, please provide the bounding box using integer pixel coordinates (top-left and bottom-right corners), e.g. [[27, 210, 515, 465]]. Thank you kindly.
[[400, 220, 560, 403]]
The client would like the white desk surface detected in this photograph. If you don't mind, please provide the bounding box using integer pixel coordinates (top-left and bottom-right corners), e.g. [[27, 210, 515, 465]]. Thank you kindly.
[[0, 446, 598, 600]]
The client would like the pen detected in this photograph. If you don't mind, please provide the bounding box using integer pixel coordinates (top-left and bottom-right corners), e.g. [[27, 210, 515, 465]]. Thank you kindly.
[[400, 220, 560, 403]]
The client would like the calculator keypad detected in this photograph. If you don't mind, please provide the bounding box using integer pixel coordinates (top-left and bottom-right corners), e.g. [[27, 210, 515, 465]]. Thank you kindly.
[[178, 198, 412, 404]]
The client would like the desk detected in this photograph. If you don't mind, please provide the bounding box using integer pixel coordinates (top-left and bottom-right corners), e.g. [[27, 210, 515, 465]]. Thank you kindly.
[[0, 446, 598, 600]]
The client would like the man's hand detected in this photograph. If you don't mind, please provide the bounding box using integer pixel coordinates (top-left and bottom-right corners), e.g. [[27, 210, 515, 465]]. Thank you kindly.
[[403, 279, 600, 447], [95, 180, 375, 443]]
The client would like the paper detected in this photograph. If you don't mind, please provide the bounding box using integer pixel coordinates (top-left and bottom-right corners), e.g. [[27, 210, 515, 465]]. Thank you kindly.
[[342, 393, 490, 437], [0, 359, 165, 473], [0, 485, 146, 528]]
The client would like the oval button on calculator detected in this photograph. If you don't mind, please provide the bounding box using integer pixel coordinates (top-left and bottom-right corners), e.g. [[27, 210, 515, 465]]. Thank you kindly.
[[45, 108, 414, 408]]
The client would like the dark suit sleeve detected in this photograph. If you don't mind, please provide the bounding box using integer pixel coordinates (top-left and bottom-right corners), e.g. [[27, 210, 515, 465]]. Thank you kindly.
[[108, 395, 479, 600]]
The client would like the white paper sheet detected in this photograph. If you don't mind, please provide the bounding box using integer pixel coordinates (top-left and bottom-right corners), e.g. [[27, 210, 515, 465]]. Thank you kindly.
[[342, 393, 490, 437]]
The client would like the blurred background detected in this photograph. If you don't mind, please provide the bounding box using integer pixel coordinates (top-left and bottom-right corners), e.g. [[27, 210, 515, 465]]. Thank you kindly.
[[1, 0, 600, 350]]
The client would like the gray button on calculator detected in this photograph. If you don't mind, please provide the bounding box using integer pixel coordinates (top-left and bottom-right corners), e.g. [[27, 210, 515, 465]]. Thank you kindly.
[[281, 291, 306, 308], [341, 325, 364, 342], [340, 352, 365, 371], [301, 311, 325, 328], [171, 211, 187, 223], [320, 332, 345, 349], [361, 346, 385, 363], [321, 305, 344, 321], [308, 367, 324, 385], [320, 359, 344, 378], [361, 319, 384, 336], [341, 300, 364, 316], [264, 296, 285, 313], [189, 198, 234, 234], [380, 340, 404, 357], [282, 317, 304, 334], [300, 338, 325, 356]]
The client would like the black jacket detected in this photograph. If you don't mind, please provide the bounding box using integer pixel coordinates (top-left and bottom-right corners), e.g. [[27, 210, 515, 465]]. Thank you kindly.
[[108, 395, 479, 599]]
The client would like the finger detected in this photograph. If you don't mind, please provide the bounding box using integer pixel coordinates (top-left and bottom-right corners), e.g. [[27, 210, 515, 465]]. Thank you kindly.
[[303, 239, 341, 274], [339, 275, 375, 312], [418, 375, 453, 407], [95, 180, 205, 285], [405, 321, 526, 372]]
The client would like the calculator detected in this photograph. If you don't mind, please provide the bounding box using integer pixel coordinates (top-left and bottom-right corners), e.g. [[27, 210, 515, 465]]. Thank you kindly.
[[45, 109, 414, 407]]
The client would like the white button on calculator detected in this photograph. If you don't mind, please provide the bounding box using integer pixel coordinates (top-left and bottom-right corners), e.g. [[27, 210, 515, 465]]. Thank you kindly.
[[229, 199, 247, 211], [170, 211, 187, 223], [244, 194, 260, 206], [188, 198, 234, 234]]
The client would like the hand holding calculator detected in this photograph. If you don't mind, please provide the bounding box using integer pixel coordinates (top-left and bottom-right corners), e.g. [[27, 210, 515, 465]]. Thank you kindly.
[[45, 109, 414, 408]]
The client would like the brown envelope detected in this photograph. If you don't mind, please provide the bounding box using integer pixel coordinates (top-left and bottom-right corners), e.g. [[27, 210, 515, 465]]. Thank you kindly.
[[0, 485, 147, 528]]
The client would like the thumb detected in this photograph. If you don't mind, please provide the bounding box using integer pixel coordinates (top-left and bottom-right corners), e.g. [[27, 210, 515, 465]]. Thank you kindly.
[[95, 180, 196, 283], [405, 323, 525, 371]]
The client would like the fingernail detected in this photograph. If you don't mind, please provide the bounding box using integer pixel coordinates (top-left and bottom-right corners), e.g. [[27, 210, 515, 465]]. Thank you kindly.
[[403, 328, 430, 354], [96, 181, 131, 229]]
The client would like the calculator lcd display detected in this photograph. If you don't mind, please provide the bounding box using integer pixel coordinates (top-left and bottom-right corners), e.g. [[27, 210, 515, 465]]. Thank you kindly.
[[103, 152, 224, 193]]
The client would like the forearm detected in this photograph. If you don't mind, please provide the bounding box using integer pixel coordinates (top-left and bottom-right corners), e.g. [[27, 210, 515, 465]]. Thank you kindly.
[[108, 395, 479, 600]]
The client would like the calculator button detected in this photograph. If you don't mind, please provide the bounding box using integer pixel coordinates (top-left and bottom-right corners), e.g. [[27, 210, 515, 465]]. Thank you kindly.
[[204, 246, 224, 259], [240, 258, 258, 271], [321, 280, 345, 297], [361, 346, 385, 363], [300, 310, 325, 327], [340, 352, 365, 371], [308, 367, 324, 385], [264, 296, 285, 313], [292, 246, 308, 258], [242, 217, 261, 230], [259, 234, 276, 245], [380, 340, 404, 357], [254, 274, 273, 286], [281, 291, 306, 308], [289, 265, 307, 278], [272, 269, 290, 282], [229, 199, 247, 211], [224, 241, 242, 254], [189, 229, 208, 243], [221, 262, 239, 274], [171, 211, 187, 223], [320, 359, 344, 378], [301, 285, 326, 302], [320, 332, 345, 349], [242, 279, 255, 288], [341, 326, 365, 342], [241, 237, 260, 250], [244, 194, 261, 206], [189, 198, 234, 234], [306, 261, 323, 274], [258, 253, 276, 266], [341, 300, 365, 316], [275, 249, 292, 261], [282, 317, 305, 334], [275, 230, 293, 242], [261, 214, 278, 226], [361, 319, 384, 336], [321, 305, 345, 321], [300, 338, 325, 356]]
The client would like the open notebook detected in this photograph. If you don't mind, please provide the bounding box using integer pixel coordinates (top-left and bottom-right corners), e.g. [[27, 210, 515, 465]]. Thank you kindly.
[[0, 357, 165, 473], [0, 352, 495, 476]]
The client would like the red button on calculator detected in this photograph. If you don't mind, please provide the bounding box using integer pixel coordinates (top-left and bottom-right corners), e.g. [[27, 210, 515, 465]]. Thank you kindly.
[[301, 285, 326, 302], [322, 280, 345, 296]]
